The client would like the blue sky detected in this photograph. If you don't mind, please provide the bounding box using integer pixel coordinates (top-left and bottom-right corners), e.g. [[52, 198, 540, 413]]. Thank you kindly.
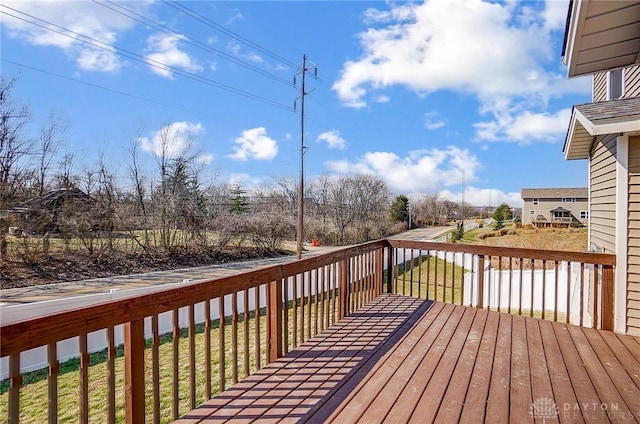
[[1, 0, 592, 207]]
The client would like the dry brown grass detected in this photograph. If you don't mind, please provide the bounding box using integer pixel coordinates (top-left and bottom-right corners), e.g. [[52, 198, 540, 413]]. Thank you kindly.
[[463, 225, 588, 252]]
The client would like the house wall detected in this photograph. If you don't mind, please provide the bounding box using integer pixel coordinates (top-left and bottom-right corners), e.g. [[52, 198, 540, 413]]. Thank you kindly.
[[522, 198, 588, 226], [624, 65, 640, 98], [592, 65, 640, 102], [589, 135, 618, 253], [627, 136, 640, 336]]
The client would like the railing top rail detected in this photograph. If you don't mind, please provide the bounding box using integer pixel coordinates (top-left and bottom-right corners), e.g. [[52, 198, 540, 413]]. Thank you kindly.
[[0, 240, 387, 357], [387, 239, 616, 266]]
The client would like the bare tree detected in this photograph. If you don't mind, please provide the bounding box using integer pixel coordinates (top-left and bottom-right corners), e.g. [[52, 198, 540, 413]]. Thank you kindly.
[[35, 110, 67, 196]]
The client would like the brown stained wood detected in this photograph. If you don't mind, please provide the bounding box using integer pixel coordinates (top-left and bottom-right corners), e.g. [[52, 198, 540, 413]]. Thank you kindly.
[[598, 330, 640, 391], [293, 273, 298, 349], [451, 252, 456, 305], [434, 250, 439, 302], [172, 309, 180, 420], [386, 246, 394, 294], [254, 287, 261, 370], [306, 271, 312, 340], [47, 342, 58, 424], [243, 290, 250, 379], [581, 327, 640, 412], [79, 333, 89, 424], [383, 305, 467, 423], [188, 305, 196, 409], [602, 265, 614, 331], [509, 315, 533, 424], [204, 301, 212, 400], [339, 259, 348, 320], [409, 307, 477, 424], [525, 319, 557, 423], [519, 259, 524, 316], [329, 302, 449, 423], [268, 280, 283, 363], [417, 250, 423, 299], [442, 251, 448, 303], [106, 327, 116, 424], [530, 259, 536, 318], [402, 249, 407, 296], [232, 292, 239, 384], [542, 259, 547, 320], [554, 262, 559, 322], [314, 268, 320, 335], [124, 320, 145, 424], [485, 313, 512, 423], [9, 354, 21, 424], [151, 316, 160, 424], [477, 255, 485, 309], [579, 263, 585, 327], [435, 308, 488, 423], [537, 320, 583, 424], [507, 257, 512, 314], [566, 264, 571, 324], [319, 267, 325, 333], [426, 251, 432, 300], [218, 297, 226, 391]]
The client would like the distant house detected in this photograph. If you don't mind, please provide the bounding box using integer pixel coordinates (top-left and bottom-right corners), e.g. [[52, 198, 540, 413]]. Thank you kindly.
[[10, 188, 101, 235], [521, 188, 588, 227], [561, 0, 640, 335]]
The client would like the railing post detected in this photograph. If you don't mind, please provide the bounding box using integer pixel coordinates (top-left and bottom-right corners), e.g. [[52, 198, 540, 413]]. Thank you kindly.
[[339, 259, 349, 320], [124, 319, 145, 424], [601, 265, 614, 331], [386, 246, 394, 294], [477, 255, 485, 309], [268, 280, 283, 362]]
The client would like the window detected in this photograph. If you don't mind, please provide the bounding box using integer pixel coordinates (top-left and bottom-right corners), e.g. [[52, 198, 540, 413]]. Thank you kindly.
[[607, 69, 624, 100], [580, 211, 588, 219], [530, 210, 536, 215], [561, 198, 567, 203], [533, 198, 539, 205], [571, 197, 577, 203]]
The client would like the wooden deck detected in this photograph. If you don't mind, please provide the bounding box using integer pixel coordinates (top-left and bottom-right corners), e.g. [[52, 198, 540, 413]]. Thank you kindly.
[[177, 294, 640, 423]]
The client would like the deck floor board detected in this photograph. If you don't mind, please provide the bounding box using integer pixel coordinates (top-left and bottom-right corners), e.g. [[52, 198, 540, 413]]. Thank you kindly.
[[177, 294, 640, 424]]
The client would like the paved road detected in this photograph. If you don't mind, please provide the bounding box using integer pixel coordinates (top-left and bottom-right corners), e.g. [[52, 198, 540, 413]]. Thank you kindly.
[[1, 227, 453, 305]]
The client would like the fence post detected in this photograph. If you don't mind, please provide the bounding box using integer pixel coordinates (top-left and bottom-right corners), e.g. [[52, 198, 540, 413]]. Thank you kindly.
[[386, 246, 394, 294], [268, 280, 283, 362], [339, 259, 349, 320], [477, 255, 485, 309], [601, 265, 614, 331], [124, 319, 145, 424], [376, 248, 384, 297]]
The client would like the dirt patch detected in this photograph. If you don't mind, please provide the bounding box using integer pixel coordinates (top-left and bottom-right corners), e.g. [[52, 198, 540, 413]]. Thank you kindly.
[[466, 227, 588, 251], [0, 247, 291, 290]]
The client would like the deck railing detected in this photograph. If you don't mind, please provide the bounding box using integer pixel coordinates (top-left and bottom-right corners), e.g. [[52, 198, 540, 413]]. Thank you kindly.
[[387, 240, 615, 329], [0, 238, 615, 423]]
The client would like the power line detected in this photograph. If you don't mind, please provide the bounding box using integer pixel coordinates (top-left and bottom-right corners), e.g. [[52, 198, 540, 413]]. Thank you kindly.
[[93, 0, 294, 88], [1, 59, 220, 119], [162, 0, 299, 71], [0, 5, 295, 112]]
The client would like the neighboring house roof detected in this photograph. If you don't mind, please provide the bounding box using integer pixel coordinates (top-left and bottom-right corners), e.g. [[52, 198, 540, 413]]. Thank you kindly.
[[562, 0, 640, 77], [13, 188, 93, 213], [550, 207, 571, 213], [521, 188, 588, 199], [564, 97, 640, 160]]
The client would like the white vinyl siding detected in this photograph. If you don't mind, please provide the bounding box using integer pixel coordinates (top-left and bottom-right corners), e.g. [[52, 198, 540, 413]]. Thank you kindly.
[[627, 136, 640, 336], [589, 135, 618, 253]]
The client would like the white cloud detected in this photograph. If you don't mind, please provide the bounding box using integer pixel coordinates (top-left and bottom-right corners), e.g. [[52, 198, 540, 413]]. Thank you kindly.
[[474, 107, 571, 143], [227, 41, 263, 63], [317, 130, 346, 150], [229, 127, 278, 161], [424, 111, 446, 130], [1, 0, 143, 72], [324, 146, 480, 193], [138, 121, 204, 158], [440, 186, 522, 207], [543, 0, 569, 31], [145, 33, 203, 79], [197, 153, 214, 165]]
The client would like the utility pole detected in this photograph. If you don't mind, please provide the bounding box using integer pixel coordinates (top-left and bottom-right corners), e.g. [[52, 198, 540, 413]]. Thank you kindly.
[[294, 54, 317, 260]]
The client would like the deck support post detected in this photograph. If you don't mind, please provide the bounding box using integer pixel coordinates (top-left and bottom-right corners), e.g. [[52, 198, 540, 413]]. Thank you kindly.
[[386, 246, 394, 294], [124, 319, 145, 424], [477, 255, 485, 309], [339, 259, 349, 320], [376, 248, 384, 297], [268, 280, 283, 362], [602, 265, 614, 331]]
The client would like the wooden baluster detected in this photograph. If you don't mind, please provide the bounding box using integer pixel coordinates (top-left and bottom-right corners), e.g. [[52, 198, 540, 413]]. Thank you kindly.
[[306, 271, 312, 339], [434, 250, 439, 302], [106, 327, 116, 424], [579, 263, 585, 327], [319, 266, 325, 332], [204, 300, 212, 400], [219, 297, 226, 391], [507, 257, 513, 314], [442, 251, 447, 303], [244, 289, 250, 378], [315, 267, 320, 335], [542, 260, 547, 320], [519, 258, 524, 316], [232, 292, 238, 384], [9, 354, 21, 424], [566, 263, 571, 324], [477, 255, 485, 309], [300, 272, 306, 343], [339, 258, 349, 320], [293, 274, 298, 348], [255, 286, 262, 368], [530, 259, 535, 317], [188, 305, 196, 409], [554, 262, 559, 322], [172, 310, 179, 420], [497, 256, 502, 312], [590, 264, 596, 329], [426, 251, 432, 300], [124, 319, 145, 424], [451, 252, 456, 304], [47, 342, 58, 424], [151, 317, 160, 424], [79, 333, 89, 424], [283, 279, 289, 354]]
